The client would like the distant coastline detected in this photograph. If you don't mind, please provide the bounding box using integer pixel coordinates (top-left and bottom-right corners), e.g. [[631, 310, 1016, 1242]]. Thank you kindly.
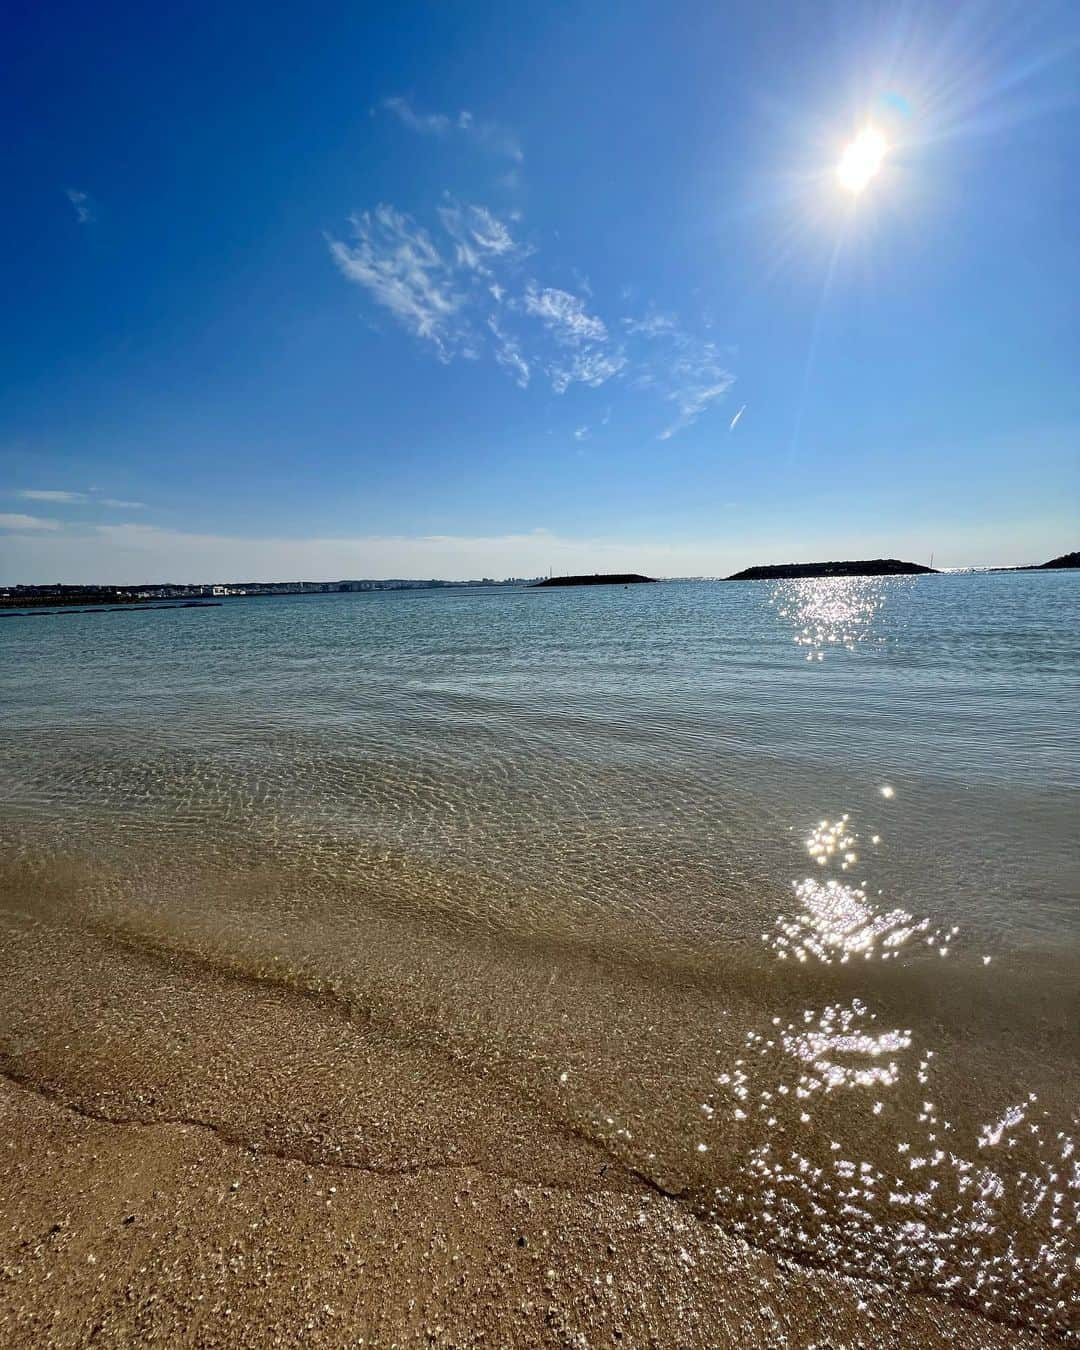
[[0, 577, 539, 611], [1, 552, 1074, 610]]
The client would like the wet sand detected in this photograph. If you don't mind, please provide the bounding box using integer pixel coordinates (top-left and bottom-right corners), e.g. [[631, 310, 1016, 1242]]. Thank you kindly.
[[0, 888, 1070, 1347], [1, 1075, 1047, 1349]]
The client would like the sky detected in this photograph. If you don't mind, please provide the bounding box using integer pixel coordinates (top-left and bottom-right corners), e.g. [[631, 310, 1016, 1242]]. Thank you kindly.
[[2, 0, 1078, 582]]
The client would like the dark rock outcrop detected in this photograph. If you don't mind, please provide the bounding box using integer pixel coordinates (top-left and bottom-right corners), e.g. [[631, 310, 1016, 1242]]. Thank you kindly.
[[727, 558, 937, 581], [1038, 551, 1079, 569], [531, 574, 656, 587]]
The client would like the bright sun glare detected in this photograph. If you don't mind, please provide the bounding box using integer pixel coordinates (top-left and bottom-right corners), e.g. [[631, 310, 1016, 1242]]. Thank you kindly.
[[836, 126, 889, 194]]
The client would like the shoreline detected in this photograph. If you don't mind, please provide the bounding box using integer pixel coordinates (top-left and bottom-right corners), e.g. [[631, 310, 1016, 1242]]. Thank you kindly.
[[1, 1068, 1048, 1349], [1, 870, 1074, 1346]]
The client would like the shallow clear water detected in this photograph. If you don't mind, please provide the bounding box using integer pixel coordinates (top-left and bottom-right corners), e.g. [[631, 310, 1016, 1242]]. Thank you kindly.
[[3, 572, 1077, 946], [1, 572, 1078, 1337]]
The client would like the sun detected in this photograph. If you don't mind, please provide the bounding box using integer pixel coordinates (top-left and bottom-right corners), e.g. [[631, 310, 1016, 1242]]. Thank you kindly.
[[836, 127, 889, 194]]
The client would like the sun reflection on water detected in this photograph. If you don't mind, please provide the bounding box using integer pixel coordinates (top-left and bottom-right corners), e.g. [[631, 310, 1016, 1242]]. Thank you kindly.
[[702, 1004, 1078, 1338], [770, 576, 901, 659], [589, 794, 1080, 1340], [766, 815, 958, 964], [781, 1000, 911, 1092], [734, 808, 1079, 1334]]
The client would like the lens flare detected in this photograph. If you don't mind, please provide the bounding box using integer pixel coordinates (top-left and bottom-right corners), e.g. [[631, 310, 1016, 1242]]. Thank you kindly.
[[837, 127, 889, 193]]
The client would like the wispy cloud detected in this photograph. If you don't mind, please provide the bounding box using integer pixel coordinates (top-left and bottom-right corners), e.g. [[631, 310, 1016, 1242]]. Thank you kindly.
[[729, 404, 746, 431], [658, 345, 735, 441], [380, 96, 461, 136], [19, 489, 87, 503], [437, 200, 527, 274], [623, 312, 678, 338], [549, 348, 626, 395], [16, 489, 145, 509], [523, 286, 607, 345], [0, 513, 60, 531], [329, 205, 464, 358], [331, 199, 539, 371], [65, 189, 93, 224], [379, 96, 523, 162], [627, 324, 735, 440], [330, 203, 733, 433], [487, 316, 530, 388], [519, 285, 626, 394], [573, 425, 590, 441]]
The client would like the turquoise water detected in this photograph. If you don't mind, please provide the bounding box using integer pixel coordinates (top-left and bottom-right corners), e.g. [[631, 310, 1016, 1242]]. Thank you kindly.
[[2, 571, 1078, 1336]]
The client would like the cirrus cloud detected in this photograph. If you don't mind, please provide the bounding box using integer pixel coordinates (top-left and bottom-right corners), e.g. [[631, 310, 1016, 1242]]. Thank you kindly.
[[523, 285, 607, 345], [329, 204, 465, 359], [330, 198, 734, 434]]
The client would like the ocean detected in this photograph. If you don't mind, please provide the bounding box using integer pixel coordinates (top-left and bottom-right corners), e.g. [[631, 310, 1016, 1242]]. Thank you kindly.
[[1, 571, 1077, 1339]]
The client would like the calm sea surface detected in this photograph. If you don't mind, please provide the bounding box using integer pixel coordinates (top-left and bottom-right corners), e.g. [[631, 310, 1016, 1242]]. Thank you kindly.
[[2, 572, 1078, 1337]]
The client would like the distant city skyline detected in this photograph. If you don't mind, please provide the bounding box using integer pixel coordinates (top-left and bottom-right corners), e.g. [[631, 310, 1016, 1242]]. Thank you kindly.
[[2, 1, 1077, 583]]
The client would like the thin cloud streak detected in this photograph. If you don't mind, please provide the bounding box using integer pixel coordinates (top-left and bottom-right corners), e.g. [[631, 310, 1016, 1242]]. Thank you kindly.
[[0, 513, 61, 531], [656, 345, 736, 440], [380, 96, 460, 136], [729, 404, 747, 430], [487, 315, 530, 387], [19, 489, 88, 503], [379, 96, 523, 162], [16, 489, 145, 509]]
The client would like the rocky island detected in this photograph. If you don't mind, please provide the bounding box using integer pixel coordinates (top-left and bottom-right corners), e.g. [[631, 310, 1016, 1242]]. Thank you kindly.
[[532, 573, 657, 587], [1038, 551, 1079, 569], [727, 558, 937, 581]]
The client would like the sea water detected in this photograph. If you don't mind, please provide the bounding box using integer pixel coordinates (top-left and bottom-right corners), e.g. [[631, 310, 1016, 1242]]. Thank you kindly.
[[2, 571, 1077, 1337]]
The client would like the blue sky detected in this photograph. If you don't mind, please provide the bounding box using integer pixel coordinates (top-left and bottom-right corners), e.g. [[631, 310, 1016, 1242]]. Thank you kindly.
[[2, 0, 1077, 581]]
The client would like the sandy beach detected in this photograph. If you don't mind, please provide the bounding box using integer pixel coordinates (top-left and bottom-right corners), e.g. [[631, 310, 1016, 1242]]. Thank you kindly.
[[1, 869, 1071, 1347], [2, 577, 1076, 1345], [0, 938, 1055, 1349], [2, 1076, 1049, 1349]]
